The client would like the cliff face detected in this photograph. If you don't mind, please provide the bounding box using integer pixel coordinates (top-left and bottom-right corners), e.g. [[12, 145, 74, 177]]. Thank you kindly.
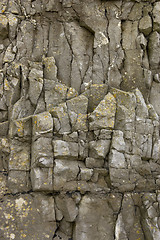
[[1, 0, 160, 239]]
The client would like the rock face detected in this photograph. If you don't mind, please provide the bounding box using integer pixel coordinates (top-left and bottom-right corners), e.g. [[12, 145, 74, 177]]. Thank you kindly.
[[1, 0, 160, 239]]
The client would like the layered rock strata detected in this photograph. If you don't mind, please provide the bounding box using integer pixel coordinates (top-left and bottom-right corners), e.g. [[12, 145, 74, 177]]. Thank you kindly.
[[1, 0, 160, 239]]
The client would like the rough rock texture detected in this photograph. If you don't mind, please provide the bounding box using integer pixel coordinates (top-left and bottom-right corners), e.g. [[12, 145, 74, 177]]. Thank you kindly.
[[1, 0, 160, 239]]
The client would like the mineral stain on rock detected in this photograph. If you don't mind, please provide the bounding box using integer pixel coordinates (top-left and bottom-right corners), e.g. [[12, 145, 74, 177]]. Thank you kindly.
[[0, 0, 160, 239]]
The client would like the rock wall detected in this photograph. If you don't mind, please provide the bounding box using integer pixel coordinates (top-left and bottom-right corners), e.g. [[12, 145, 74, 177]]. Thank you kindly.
[[1, 0, 160, 239]]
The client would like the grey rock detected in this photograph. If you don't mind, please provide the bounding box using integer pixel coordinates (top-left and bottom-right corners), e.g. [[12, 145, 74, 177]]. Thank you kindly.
[[32, 111, 53, 139], [79, 167, 93, 181], [43, 56, 57, 80], [85, 157, 104, 168], [9, 116, 32, 139], [50, 103, 71, 134], [8, 170, 31, 194], [9, 139, 30, 171], [134, 88, 148, 119], [0, 14, 8, 39], [150, 82, 160, 116], [89, 139, 111, 159], [78, 139, 88, 160], [89, 93, 116, 130], [28, 68, 43, 105], [11, 97, 34, 120], [55, 195, 78, 222], [153, 2, 160, 32], [53, 159, 79, 191], [148, 31, 160, 70], [109, 150, 126, 169], [111, 130, 125, 152], [31, 137, 53, 168], [73, 195, 114, 240], [53, 140, 78, 159], [139, 15, 152, 36], [67, 94, 88, 114], [44, 81, 68, 110], [31, 167, 53, 191], [8, 14, 18, 40]]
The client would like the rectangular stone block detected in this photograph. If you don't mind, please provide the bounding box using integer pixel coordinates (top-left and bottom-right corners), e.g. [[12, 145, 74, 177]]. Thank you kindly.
[[53, 159, 79, 191], [31, 168, 53, 192], [31, 137, 53, 168], [9, 139, 30, 171], [32, 112, 53, 139], [85, 157, 104, 168], [89, 140, 111, 159], [9, 116, 32, 139], [8, 170, 31, 194], [53, 140, 78, 159]]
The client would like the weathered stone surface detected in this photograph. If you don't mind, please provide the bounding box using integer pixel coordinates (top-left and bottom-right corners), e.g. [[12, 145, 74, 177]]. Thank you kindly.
[[28, 68, 43, 105], [85, 157, 104, 168], [53, 159, 79, 191], [43, 56, 57, 80], [89, 139, 111, 159], [0, 14, 8, 39], [32, 137, 53, 168], [53, 140, 78, 159], [32, 112, 53, 138], [139, 15, 152, 36], [150, 82, 160, 116], [44, 81, 68, 110], [109, 150, 126, 169], [55, 195, 78, 222], [73, 195, 115, 240], [8, 170, 31, 194], [1, 0, 160, 239], [31, 168, 53, 192], [153, 2, 160, 32], [9, 116, 32, 139], [0, 194, 57, 240], [89, 93, 116, 130], [50, 103, 71, 134], [9, 139, 30, 171]]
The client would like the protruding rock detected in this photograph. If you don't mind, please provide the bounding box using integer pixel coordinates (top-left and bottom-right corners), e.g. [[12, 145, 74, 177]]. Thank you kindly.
[[31, 167, 53, 191], [43, 56, 57, 80], [139, 15, 152, 36], [53, 140, 78, 159], [0, 14, 8, 39], [89, 93, 116, 130]]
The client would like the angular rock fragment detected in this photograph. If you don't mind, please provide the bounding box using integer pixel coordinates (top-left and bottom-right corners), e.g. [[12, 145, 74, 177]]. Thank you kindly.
[[50, 103, 71, 134], [53, 140, 78, 159], [139, 15, 152, 36], [0, 14, 8, 39], [85, 157, 104, 168], [8, 170, 31, 194], [43, 56, 57, 80], [89, 139, 110, 159], [28, 68, 43, 105], [9, 139, 30, 171], [73, 195, 115, 240], [32, 111, 53, 139], [9, 116, 32, 139], [67, 94, 88, 114], [53, 159, 79, 191], [32, 137, 53, 168], [55, 195, 78, 222], [31, 167, 53, 191], [44, 81, 68, 110], [8, 14, 18, 40], [153, 2, 160, 32], [111, 130, 125, 152], [109, 150, 126, 169], [89, 93, 116, 130]]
